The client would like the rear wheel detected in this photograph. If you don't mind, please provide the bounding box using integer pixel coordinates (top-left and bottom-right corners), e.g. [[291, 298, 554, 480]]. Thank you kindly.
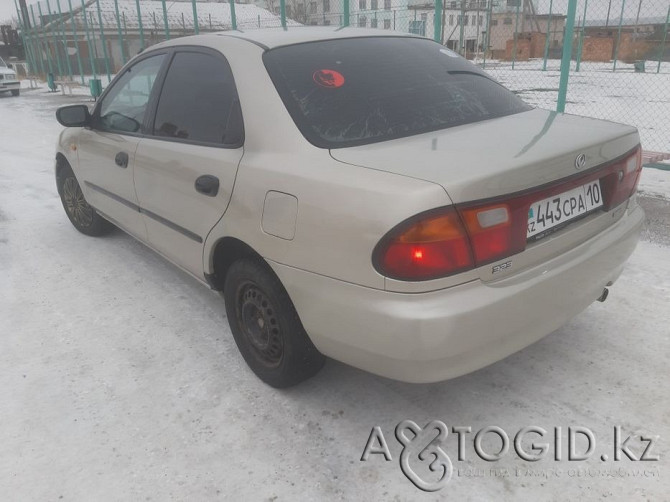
[[224, 259, 325, 388], [11, 89, 19, 97], [57, 165, 112, 236]]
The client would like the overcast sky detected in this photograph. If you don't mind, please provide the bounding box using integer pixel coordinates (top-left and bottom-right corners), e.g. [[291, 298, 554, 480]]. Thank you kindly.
[[1, 0, 668, 27], [0, 0, 19, 24]]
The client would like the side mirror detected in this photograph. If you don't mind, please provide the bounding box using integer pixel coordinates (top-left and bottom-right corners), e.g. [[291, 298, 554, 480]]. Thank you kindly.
[[56, 105, 91, 127]]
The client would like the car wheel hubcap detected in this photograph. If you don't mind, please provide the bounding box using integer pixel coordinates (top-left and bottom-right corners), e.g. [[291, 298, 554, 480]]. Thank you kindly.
[[63, 177, 93, 227], [239, 283, 283, 367]]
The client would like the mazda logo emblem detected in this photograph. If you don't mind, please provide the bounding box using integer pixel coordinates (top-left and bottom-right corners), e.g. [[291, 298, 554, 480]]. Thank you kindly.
[[575, 154, 587, 170]]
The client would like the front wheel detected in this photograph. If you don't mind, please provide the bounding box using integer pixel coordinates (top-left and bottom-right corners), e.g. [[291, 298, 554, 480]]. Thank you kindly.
[[11, 89, 19, 97], [57, 165, 112, 236], [224, 259, 325, 388]]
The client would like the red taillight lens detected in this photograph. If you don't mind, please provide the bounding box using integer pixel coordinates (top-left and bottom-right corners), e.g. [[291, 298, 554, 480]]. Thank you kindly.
[[374, 208, 474, 280], [460, 204, 512, 264]]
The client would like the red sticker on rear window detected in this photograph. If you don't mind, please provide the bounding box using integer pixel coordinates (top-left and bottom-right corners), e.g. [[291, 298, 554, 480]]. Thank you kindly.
[[313, 69, 345, 88]]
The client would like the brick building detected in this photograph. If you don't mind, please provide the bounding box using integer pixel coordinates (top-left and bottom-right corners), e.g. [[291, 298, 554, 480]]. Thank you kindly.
[[581, 16, 669, 63]]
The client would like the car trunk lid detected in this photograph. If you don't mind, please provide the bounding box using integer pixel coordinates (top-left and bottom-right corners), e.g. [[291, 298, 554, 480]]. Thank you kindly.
[[330, 108, 639, 204]]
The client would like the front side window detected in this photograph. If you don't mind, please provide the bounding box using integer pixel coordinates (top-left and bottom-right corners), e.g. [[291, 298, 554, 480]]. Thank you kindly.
[[263, 37, 530, 148], [97, 54, 165, 133], [152, 51, 243, 146]]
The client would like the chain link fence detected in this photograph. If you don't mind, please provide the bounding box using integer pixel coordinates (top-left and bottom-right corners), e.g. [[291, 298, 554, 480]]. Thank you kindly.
[[8, 0, 670, 152], [481, 0, 670, 154]]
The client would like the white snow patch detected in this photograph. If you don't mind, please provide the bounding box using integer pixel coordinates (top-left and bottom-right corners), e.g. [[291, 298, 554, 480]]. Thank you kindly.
[[638, 165, 670, 200], [482, 59, 670, 153], [1, 80, 669, 501]]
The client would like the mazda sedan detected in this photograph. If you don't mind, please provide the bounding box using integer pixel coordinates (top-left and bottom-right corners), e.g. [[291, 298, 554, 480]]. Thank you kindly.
[[54, 28, 644, 387]]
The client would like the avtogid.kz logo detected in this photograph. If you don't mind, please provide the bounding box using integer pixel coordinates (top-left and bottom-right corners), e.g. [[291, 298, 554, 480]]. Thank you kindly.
[[361, 421, 454, 492], [360, 422, 660, 492], [396, 420, 453, 491]]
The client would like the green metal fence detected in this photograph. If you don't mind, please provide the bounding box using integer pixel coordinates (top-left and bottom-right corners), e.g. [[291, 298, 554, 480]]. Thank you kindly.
[[10, 0, 670, 152], [481, 0, 670, 154]]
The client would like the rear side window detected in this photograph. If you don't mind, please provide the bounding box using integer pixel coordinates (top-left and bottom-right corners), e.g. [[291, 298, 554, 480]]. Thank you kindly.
[[263, 37, 531, 148], [152, 51, 243, 146]]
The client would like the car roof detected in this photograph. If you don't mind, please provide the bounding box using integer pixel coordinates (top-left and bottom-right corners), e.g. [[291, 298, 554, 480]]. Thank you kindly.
[[216, 26, 419, 49]]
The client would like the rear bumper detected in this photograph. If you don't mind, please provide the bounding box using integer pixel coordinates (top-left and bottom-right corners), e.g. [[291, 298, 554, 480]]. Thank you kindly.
[[269, 204, 644, 383]]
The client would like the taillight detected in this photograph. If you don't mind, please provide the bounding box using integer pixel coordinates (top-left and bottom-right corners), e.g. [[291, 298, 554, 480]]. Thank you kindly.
[[373, 207, 474, 280], [460, 204, 515, 264], [603, 147, 642, 209], [374, 145, 641, 281]]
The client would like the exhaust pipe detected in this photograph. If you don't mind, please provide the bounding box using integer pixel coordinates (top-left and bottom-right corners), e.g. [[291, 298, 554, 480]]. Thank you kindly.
[[597, 288, 609, 302]]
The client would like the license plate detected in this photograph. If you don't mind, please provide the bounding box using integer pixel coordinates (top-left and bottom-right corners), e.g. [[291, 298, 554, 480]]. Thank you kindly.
[[527, 180, 603, 239]]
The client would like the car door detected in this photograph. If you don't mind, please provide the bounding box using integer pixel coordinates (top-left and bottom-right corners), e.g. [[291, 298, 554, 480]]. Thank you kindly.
[[133, 48, 244, 278], [76, 53, 167, 240]]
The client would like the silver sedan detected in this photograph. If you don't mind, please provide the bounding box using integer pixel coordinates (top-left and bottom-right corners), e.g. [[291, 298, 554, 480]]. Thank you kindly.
[[54, 28, 644, 387]]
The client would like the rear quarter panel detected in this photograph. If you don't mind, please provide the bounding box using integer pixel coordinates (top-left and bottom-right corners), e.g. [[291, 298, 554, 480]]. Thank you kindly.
[[201, 36, 453, 289], [206, 149, 451, 289]]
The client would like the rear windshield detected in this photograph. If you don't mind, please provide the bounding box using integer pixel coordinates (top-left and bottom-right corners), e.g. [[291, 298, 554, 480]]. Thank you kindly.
[[263, 37, 531, 149]]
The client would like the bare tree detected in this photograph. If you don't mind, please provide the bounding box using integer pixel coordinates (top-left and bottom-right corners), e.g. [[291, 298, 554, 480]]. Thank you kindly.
[[0, 16, 18, 27], [266, 0, 279, 15], [286, 0, 309, 24]]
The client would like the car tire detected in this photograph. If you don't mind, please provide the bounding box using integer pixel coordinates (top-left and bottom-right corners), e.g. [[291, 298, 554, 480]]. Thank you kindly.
[[11, 89, 19, 96], [57, 164, 113, 236], [224, 258, 326, 388]]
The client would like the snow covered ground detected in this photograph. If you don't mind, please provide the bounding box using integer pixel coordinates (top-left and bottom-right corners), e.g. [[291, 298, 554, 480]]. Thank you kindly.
[[1, 87, 669, 500], [639, 166, 670, 200]]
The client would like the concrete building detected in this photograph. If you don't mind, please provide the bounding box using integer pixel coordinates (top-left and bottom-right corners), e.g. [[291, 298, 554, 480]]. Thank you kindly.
[[487, 11, 566, 59], [406, 0, 489, 57]]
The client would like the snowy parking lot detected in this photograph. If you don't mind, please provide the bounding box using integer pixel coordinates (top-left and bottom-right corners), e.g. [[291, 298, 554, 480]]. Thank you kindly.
[[1, 86, 669, 500]]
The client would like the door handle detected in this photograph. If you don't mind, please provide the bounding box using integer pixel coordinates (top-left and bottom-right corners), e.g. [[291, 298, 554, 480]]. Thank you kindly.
[[195, 175, 219, 197], [115, 151, 129, 168]]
